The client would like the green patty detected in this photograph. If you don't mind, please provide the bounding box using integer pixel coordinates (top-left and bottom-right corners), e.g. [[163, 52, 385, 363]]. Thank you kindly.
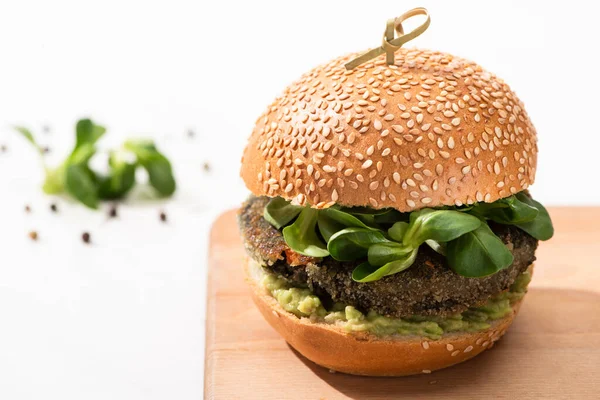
[[258, 260, 531, 340]]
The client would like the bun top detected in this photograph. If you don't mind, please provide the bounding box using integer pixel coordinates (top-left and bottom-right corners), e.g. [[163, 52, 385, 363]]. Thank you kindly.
[[241, 48, 537, 211]]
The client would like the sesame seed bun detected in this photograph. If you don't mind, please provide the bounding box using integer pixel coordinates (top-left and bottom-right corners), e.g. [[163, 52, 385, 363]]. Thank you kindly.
[[246, 257, 526, 376], [241, 49, 537, 211]]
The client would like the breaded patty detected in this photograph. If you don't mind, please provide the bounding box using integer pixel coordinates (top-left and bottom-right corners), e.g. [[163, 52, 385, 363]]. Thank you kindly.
[[239, 195, 538, 318]]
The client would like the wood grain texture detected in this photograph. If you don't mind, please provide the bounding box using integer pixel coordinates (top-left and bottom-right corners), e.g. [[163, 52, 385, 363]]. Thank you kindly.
[[205, 208, 600, 400]]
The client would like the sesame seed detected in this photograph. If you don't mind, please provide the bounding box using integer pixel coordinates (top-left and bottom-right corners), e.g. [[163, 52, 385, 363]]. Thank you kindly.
[[331, 189, 339, 202], [391, 125, 404, 133], [446, 344, 454, 351], [494, 162, 501, 175]]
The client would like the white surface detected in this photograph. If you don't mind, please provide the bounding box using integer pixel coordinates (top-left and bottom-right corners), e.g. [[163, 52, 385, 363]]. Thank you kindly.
[[0, 0, 598, 399]]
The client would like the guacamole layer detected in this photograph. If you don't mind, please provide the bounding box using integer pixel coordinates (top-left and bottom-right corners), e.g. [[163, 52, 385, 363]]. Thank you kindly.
[[258, 262, 531, 340]]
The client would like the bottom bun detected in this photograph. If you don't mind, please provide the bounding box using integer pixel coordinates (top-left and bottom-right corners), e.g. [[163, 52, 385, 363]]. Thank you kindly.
[[245, 258, 526, 376]]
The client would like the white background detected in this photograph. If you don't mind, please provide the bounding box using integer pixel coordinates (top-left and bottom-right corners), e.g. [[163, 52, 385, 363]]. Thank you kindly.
[[0, 1, 597, 399]]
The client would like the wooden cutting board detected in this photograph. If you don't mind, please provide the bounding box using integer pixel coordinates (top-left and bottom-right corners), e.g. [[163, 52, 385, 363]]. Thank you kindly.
[[205, 208, 600, 400]]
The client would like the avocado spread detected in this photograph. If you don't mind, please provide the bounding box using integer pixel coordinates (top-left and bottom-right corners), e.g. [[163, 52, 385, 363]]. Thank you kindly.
[[260, 264, 531, 340]]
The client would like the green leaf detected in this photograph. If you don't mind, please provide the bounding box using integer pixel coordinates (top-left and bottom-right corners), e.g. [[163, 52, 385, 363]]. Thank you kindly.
[[352, 262, 378, 282], [282, 208, 329, 257], [455, 205, 474, 213], [13, 126, 39, 148], [406, 209, 481, 247], [373, 209, 406, 224], [472, 195, 538, 224], [317, 212, 345, 242], [446, 224, 513, 277], [469, 193, 554, 241], [97, 152, 136, 200], [125, 140, 176, 196], [340, 207, 407, 225], [339, 206, 390, 216], [65, 164, 99, 209], [316, 207, 382, 242], [124, 139, 157, 152], [504, 197, 539, 223], [425, 239, 446, 255], [75, 119, 106, 148], [514, 193, 554, 240], [264, 197, 302, 229], [54, 133, 100, 206], [368, 242, 414, 267], [353, 249, 418, 282], [388, 221, 409, 242], [319, 208, 381, 230], [382, 249, 418, 275], [42, 164, 66, 194], [68, 143, 96, 165], [327, 227, 388, 261], [41, 141, 96, 197], [143, 152, 175, 196]]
